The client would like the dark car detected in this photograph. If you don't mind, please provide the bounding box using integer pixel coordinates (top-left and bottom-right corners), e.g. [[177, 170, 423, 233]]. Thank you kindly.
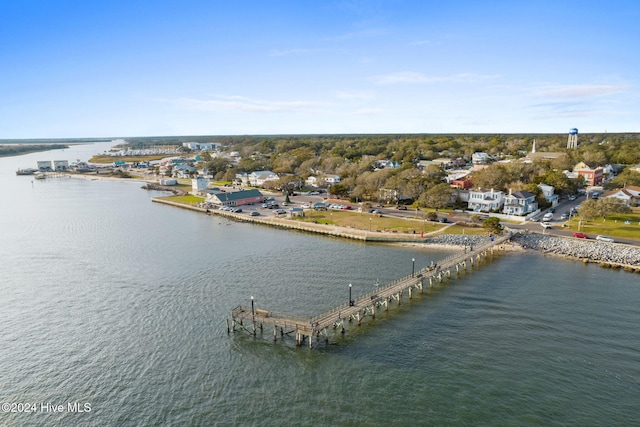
[[396, 205, 407, 210], [438, 217, 448, 223]]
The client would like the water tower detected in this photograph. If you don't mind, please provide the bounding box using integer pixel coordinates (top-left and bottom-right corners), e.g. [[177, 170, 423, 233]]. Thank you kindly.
[[567, 128, 578, 149]]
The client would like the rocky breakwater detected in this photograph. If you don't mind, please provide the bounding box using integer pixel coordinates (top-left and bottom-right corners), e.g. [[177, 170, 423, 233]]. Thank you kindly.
[[424, 234, 490, 247], [512, 232, 640, 271]]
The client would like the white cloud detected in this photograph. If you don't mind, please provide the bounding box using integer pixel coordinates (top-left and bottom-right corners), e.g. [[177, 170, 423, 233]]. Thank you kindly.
[[334, 90, 374, 100], [536, 84, 629, 99], [160, 95, 331, 113], [352, 108, 384, 115], [370, 71, 499, 85]]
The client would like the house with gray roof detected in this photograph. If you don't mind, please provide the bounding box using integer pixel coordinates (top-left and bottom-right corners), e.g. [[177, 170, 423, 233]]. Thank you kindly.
[[502, 190, 538, 216]]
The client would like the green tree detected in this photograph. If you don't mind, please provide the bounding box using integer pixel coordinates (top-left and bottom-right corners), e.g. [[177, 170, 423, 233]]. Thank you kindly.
[[469, 165, 509, 191], [578, 198, 631, 221], [277, 175, 302, 195], [329, 183, 350, 198], [204, 158, 231, 177], [482, 216, 503, 234], [418, 183, 456, 210]]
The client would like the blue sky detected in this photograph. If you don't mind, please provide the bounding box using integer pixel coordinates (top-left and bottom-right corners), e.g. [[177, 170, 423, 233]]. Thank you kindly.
[[1, 0, 639, 138]]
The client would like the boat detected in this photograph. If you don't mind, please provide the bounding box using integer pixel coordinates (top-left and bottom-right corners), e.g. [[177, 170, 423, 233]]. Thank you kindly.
[[34, 172, 46, 180], [16, 168, 38, 175]]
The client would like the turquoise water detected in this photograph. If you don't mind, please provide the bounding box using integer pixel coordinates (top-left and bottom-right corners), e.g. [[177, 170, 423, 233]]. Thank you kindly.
[[1, 143, 639, 426]]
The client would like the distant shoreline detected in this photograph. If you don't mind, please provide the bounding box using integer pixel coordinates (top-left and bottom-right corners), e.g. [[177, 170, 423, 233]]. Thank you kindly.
[[0, 144, 71, 158]]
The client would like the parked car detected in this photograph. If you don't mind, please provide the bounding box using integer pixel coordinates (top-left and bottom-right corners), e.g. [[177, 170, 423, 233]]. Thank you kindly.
[[396, 205, 407, 210], [249, 211, 260, 216], [438, 217, 448, 223], [596, 235, 614, 243], [543, 213, 554, 221], [568, 195, 577, 201], [540, 222, 552, 229], [301, 203, 311, 209], [560, 213, 569, 220], [341, 205, 352, 210], [573, 232, 588, 239]]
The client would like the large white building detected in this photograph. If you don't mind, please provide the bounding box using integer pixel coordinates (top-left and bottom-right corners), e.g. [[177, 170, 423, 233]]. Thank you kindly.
[[467, 188, 505, 212], [182, 142, 221, 151]]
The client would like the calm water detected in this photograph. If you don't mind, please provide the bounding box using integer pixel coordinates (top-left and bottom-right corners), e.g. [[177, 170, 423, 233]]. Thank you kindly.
[[1, 143, 639, 426]]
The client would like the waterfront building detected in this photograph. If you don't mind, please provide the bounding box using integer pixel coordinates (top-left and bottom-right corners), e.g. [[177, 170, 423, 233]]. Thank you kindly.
[[502, 190, 538, 216], [192, 176, 208, 192], [467, 188, 505, 212], [206, 189, 264, 207]]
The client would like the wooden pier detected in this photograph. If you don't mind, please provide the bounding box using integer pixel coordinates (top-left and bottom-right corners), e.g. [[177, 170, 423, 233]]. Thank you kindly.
[[230, 231, 512, 348]]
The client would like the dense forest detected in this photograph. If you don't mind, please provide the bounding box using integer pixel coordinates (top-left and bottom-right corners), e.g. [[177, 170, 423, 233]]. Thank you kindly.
[[0, 144, 69, 157], [125, 133, 640, 166]]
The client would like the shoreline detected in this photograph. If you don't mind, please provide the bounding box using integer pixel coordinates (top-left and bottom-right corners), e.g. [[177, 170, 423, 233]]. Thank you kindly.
[[151, 197, 640, 272], [55, 172, 640, 273]]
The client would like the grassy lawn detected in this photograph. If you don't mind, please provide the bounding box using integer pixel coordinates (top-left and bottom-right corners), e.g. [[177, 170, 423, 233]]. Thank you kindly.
[[290, 210, 456, 234], [158, 195, 205, 205], [566, 210, 640, 240], [445, 224, 492, 236]]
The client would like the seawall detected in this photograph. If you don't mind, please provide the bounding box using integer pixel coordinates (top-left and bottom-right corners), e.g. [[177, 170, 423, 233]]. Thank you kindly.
[[151, 198, 433, 243]]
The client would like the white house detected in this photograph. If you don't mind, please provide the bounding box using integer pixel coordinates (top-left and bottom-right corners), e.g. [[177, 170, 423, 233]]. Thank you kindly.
[[324, 174, 341, 184], [173, 164, 196, 178], [601, 186, 640, 206], [471, 152, 491, 165], [53, 160, 69, 171], [502, 190, 538, 216], [468, 188, 505, 212], [192, 176, 208, 192], [248, 170, 279, 187], [538, 183, 559, 206], [375, 159, 400, 170], [37, 161, 52, 171], [182, 142, 221, 151]]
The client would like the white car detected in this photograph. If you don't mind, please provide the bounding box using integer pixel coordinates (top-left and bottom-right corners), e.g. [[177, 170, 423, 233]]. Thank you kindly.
[[540, 222, 552, 229], [301, 203, 311, 209], [596, 235, 614, 243], [543, 213, 553, 221]]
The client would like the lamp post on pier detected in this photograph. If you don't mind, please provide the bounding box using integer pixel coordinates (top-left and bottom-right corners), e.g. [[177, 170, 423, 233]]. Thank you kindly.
[[349, 283, 354, 306], [412, 258, 415, 277], [251, 295, 255, 317]]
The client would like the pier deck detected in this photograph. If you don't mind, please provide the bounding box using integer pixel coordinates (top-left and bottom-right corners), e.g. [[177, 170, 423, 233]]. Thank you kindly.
[[230, 231, 512, 347]]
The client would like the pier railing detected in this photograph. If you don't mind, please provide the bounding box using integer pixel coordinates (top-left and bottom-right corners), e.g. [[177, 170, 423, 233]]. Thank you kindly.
[[308, 231, 512, 325], [231, 230, 512, 345]]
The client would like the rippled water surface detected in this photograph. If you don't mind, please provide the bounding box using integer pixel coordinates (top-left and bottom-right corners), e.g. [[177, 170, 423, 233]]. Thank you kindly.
[[1, 143, 639, 426]]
